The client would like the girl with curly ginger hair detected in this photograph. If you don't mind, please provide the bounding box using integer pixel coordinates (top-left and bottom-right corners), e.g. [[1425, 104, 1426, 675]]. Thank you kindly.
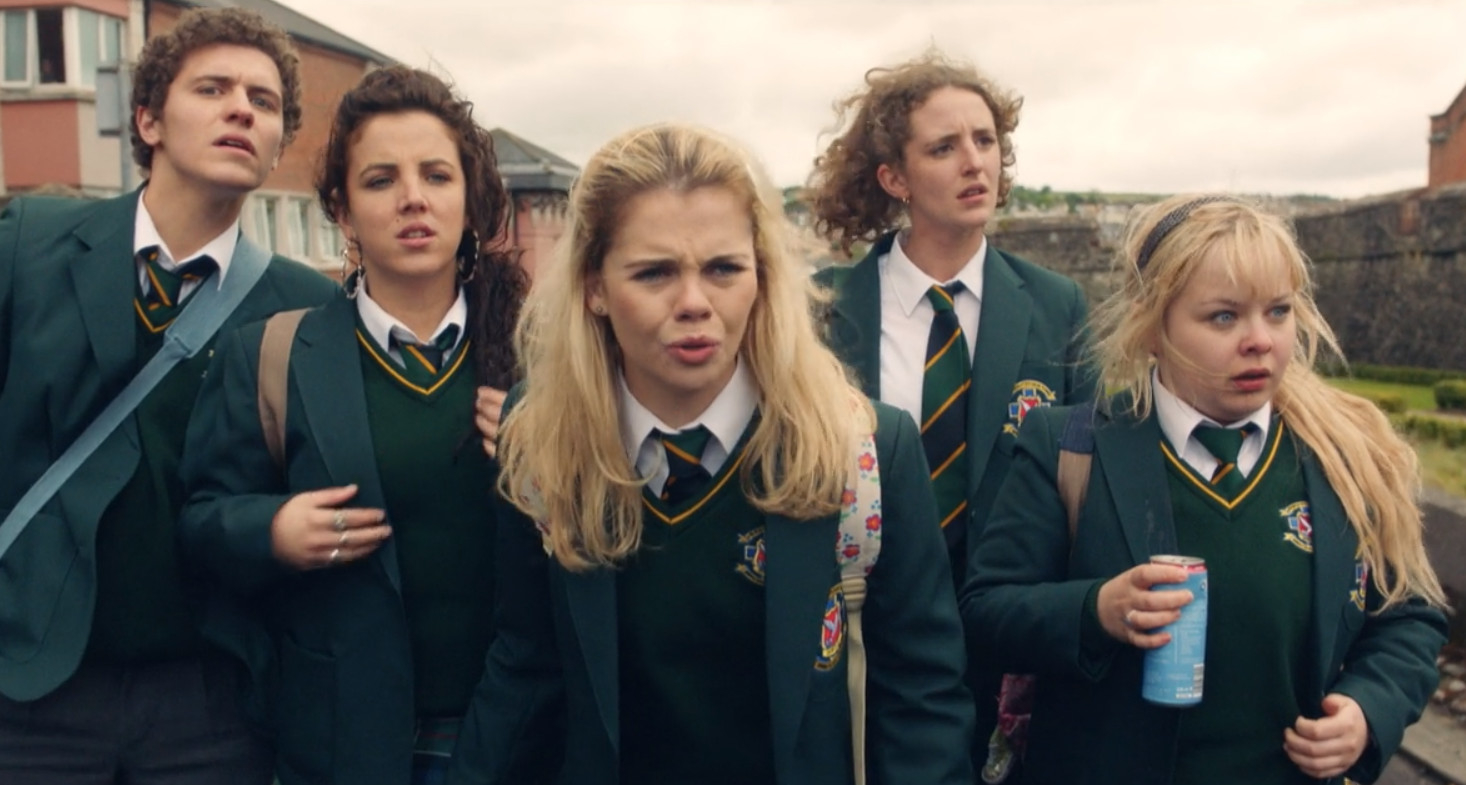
[[810, 48, 1095, 780]]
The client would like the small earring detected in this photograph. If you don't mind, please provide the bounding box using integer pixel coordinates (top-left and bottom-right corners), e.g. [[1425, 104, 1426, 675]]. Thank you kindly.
[[457, 229, 480, 284], [591, 304, 606, 316]]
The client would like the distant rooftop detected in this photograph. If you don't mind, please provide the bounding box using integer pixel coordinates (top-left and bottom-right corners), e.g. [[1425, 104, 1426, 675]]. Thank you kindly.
[[174, 0, 394, 65], [492, 128, 579, 192]]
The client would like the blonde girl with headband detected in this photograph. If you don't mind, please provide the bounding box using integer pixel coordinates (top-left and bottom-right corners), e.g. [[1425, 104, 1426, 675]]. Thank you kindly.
[[960, 194, 1447, 785], [450, 123, 973, 785]]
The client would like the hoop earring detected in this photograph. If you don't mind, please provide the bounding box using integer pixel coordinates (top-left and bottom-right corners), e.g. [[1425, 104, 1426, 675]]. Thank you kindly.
[[341, 239, 364, 300], [456, 229, 480, 284]]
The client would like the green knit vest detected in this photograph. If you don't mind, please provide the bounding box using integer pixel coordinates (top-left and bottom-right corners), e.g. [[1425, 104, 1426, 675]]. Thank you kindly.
[[84, 304, 215, 663], [358, 327, 497, 717], [1163, 422, 1315, 785], [618, 425, 775, 785]]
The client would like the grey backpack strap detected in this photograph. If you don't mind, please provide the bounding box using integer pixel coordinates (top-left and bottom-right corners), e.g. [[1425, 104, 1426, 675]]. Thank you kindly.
[[257, 309, 308, 467]]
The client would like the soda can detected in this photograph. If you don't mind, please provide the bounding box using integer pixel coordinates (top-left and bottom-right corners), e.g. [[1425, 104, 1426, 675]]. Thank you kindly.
[[1141, 555, 1207, 707]]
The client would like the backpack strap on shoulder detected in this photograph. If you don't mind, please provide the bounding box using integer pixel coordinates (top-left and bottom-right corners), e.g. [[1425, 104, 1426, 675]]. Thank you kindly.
[[257, 308, 308, 467], [1056, 404, 1097, 542], [836, 430, 880, 785]]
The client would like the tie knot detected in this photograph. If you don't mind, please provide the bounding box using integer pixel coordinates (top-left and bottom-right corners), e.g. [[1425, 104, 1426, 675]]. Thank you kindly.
[[659, 426, 712, 470], [1192, 424, 1255, 466], [926, 282, 965, 314], [390, 325, 460, 374]]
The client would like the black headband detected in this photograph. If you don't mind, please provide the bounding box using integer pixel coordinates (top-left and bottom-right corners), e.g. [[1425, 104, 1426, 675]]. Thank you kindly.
[[1135, 195, 1232, 272]]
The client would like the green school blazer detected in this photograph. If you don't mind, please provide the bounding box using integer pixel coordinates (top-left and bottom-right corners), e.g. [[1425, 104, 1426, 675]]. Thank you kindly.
[[0, 189, 336, 701], [179, 296, 498, 785], [817, 230, 1096, 754], [961, 401, 1448, 785], [449, 402, 975, 785]]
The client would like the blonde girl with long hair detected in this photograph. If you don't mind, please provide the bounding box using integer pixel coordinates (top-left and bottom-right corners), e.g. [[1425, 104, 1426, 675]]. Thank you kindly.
[[450, 124, 973, 785], [961, 195, 1446, 785]]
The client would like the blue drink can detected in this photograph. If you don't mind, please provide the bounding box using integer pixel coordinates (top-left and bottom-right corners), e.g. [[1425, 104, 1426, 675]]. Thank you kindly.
[[1141, 555, 1207, 707]]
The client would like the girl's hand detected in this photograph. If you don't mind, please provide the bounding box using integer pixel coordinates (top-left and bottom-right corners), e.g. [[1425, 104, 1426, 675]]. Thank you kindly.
[[1095, 563, 1192, 648], [270, 484, 390, 570], [476, 386, 507, 459], [1284, 693, 1369, 779]]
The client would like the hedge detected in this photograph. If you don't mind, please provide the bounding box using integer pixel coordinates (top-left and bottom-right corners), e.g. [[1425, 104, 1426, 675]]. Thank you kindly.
[[1323, 362, 1466, 386], [1435, 380, 1466, 411], [1391, 413, 1466, 449], [1359, 391, 1408, 414]]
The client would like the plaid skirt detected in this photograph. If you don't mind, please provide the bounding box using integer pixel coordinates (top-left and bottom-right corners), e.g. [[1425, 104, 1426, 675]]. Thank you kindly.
[[410, 716, 462, 785]]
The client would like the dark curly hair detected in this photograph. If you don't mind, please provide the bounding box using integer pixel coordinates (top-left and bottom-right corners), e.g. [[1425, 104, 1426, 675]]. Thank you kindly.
[[316, 65, 528, 390], [130, 7, 302, 171], [808, 49, 1023, 255]]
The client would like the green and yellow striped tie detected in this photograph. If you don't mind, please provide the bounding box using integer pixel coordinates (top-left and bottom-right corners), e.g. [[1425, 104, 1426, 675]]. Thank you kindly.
[[659, 426, 712, 506], [921, 282, 971, 548], [1193, 423, 1258, 498], [389, 325, 461, 388], [134, 246, 217, 333]]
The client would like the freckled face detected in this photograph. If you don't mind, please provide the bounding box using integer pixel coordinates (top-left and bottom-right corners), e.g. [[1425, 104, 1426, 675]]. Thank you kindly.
[[587, 186, 759, 427], [1157, 251, 1297, 424], [877, 86, 1002, 237]]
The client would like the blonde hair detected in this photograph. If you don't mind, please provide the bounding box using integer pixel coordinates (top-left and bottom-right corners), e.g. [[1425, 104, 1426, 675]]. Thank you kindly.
[[498, 123, 874, 571], [1090, 194, 1445, 609]]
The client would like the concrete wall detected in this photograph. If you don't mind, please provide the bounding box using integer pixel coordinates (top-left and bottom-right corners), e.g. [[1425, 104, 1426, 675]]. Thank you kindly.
[[988, 187, 1466, 372]]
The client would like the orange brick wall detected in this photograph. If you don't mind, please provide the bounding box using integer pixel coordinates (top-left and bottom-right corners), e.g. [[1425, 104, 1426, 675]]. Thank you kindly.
[[510, 193, 569, 282], [1, 101, 79, 187]]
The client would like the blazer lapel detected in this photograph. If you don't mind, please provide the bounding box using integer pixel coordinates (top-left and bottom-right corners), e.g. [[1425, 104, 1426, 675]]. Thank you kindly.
[[1303, 453, 1354, 695], [291, 298, 400, 592], [967, 247, 1031, 489], [562, 567, 620, 752], [827, 235, 890, 400], [68, 191, 141, 384], [1094, 407, 1178, 564], [764, 512, 840, 767]]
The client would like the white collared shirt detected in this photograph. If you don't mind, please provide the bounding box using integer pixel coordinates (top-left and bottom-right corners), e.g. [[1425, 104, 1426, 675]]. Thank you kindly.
[[133, 187, 240, 300], [619, 360, 758, 498], [355, 287, 468, 368], [1153, 369, 1272, 479], [877, 232, 986, 427]]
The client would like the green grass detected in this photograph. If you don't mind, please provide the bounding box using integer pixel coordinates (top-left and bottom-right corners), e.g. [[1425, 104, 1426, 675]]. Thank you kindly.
[[1327, 378, 1439, 411], [1326, 378, 1465, 497]]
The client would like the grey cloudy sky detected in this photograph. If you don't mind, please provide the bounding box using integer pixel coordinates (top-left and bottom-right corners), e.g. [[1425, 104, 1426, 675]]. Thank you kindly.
[[282, 0, 1466, 198]]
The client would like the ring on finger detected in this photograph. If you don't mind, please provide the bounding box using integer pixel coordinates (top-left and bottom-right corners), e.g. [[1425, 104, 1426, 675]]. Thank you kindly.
[[1123, 609, 1137, 628], [332, 510, 346, 533], [339, 530, 349, 546], [328, 547, 341, 566]]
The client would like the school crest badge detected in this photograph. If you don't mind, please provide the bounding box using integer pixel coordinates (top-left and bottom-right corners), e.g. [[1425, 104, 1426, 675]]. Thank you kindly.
[[736, 527, 767, 586], [814, 585, 846, 671], [1004, 380, 1057, 436], [1280, 501, 1313, 554], [1349, 560, 1370, 611]]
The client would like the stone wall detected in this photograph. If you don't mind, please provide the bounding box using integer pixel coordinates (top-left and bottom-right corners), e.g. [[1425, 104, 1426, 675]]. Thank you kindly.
[[988, 186, 1466, 372]]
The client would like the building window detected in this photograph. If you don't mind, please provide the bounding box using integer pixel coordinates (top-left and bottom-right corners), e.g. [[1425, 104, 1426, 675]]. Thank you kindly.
[[3, 11, 28, 84], [0, 8, 126, 89], [319, 212, 342, 263], [283, 197, 311, 258]]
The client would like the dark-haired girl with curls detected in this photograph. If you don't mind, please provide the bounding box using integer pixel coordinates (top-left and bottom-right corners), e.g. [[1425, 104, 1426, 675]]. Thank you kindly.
[[179, 65, 528, 785]]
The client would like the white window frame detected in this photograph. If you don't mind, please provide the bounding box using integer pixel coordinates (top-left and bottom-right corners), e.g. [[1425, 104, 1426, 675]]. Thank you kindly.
[[0, 7, 127, 90]]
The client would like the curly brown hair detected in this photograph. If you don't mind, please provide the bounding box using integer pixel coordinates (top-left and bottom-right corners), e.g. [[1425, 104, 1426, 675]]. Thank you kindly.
[[808, 49, 1023, 255], [130, 7, 302, 171], [317, 65, 528, 390]]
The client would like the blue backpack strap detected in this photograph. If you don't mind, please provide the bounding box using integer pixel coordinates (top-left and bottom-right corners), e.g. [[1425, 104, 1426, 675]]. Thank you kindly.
[[837, 431, 880, 785], [0, 237, 272, 562], [1056, 404, 1097, 543]]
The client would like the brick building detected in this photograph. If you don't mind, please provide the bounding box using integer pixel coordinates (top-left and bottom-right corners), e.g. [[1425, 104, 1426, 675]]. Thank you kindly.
[[0, 0, 576, 275], [1429, 79, 1466, 189]]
